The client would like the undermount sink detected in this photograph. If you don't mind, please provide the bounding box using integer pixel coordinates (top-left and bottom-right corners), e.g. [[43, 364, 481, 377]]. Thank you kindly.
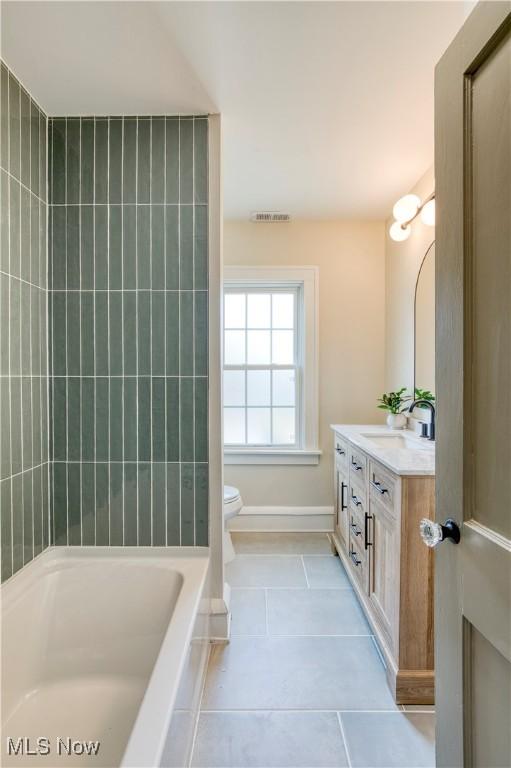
[[361, 433, 433, 451]]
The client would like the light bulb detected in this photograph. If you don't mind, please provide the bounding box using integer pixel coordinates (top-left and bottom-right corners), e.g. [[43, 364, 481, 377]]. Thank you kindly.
[[392, 194, 420, 223], [389, 221, 411, 242], [420, 198, 435, 226]]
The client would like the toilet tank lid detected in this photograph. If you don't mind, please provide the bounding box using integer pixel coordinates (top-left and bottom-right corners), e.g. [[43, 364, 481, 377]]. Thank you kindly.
[[224, 485, 241, 502]]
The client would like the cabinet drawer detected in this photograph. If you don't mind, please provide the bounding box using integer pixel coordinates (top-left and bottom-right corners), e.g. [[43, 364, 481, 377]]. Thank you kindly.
[[334, 434, 349, 469], [349, 481, 366, 513], [348, 528, 369, 594], [369, 460, 397, 515], [349, 448, 367, 487]]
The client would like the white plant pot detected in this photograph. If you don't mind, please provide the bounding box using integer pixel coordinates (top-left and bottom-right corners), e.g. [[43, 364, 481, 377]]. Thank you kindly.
[[387, 412, 407, 430]]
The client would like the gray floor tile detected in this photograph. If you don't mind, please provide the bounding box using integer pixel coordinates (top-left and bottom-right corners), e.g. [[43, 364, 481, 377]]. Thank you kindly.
[[232, 532, 333, 555], [340, 712, 435, 768], [202, 636, 397, 711], [226, 556, 307, 588], [231, 589, 267, 636], [267, 589, 371, 636], [303, 556, 352, 588], [191, 711, 348, 767]]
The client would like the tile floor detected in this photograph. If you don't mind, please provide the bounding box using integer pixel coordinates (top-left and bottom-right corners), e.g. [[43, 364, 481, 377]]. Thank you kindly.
[[191, 533, 435, 768]]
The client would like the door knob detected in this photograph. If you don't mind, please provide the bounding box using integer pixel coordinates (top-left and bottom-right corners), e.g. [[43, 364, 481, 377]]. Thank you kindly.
[[420, 518, 461, 547]]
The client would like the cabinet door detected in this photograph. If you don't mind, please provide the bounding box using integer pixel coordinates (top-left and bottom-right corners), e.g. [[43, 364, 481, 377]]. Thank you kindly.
[[369, 498, 399, 654], [336, 468, 349, 551]]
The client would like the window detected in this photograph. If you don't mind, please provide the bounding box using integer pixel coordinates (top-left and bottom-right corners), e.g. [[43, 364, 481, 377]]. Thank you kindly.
[[223, 267, 320, 465]]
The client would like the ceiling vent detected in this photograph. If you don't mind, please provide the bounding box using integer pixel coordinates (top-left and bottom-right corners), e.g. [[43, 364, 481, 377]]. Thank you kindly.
[[250, 211, 291, 223]]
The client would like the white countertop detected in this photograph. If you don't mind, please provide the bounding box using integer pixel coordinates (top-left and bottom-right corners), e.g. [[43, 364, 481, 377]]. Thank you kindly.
[[330, 424, 435, 477]]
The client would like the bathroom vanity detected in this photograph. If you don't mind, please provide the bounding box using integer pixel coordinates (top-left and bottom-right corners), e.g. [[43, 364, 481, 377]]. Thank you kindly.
[[330, 424, 435, 705]]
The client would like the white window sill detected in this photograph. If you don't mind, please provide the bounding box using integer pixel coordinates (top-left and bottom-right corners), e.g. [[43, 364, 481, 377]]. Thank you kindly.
[[224, 449, 322, 466]]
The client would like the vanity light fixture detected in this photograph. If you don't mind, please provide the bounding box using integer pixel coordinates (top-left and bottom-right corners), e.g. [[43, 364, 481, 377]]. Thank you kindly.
[[389, 192, 435, 241]]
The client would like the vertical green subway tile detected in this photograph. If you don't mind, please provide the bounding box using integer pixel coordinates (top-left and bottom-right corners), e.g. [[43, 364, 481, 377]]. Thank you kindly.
[[124, 463, 137, 545], [194, 118, 208, 204], [165, 118, 179, 203], [123, 292, 137, 375], [137, 118, 151, 204], [180, 377, 194, 462], [137, 291, 151, 374], [179, 205, 194, 289], [1, 171, 8, 273], [33, 465, 43, 557], [80, 206, 94, 289], [51, 205, 66, 289], [151, 118, 165, 204], [52, 291, 66, 376], [11, 476, 23, 574], [180, 463, 194, 546], [151, 291, 165, 376], [166, 377, 180, 462], [0, 376, 11, 479], [195, 377, 208, 462], [179, 291, 194, 376], [66, 291, 80, 375], [20, 89, 31, 188], [136, 206, 150, 289], [137, 463, 151, 545], [9, 279, 20, 374], [67, 463, 81, 545], [51, 118, 66, 204], [52, 377, 67, 461], [109, 462, 123, 546], [23, 471, 34, 565], [94, 205, 108, 288], [0, 274, 9, 377], [9, 176, 20, 278], [165, 205, 179, 289], [81, 462, 95, 545], [8, 73, 20, 180], [66, 118, 80, 204], [151, 377, 166, 461], [165, 291, 179, 376], [67, 377, 81, 462], [194, 293, 208, 376], [122, 118, 137, 204], [137, 376, 151, 461], [42, 466, 49, 547], [1, 479, 12, 581], [20, 186, 31, 283], [109, 205, 122, 289], [21, 377, 32, 469], [31, 378, 41, 465], [94, 291, 108, 375], [20, 284, 31, 375], [81, 291, 94, 375], [95, 378, 109, 461], [109, 118, 122, 204], [66, 205, 80, 289], [0, 64, 8, 172], [166, 463, 180, 545], [123, 377, 137, 461], [30, 193, 40, 287], [41, 378, 48, 462], [94, 119, 108, 204], [95, 462, 109, 545], [195, 463, 208, 546], [194, 204, 208, 290], [109, 378, 123, 462], [81, 378, 95, 461], [179, 118, 194, 204], [109, 292, 123, 376], [123, 205, 136, 289], [39, 112, 46, 203], [53, 462, 67, 545], [30, 102, 40, 198], [81, 119, 94, 204], [152, 463, 166, 546], [151, 205, 164, 288], [39, 202, 47, 289]]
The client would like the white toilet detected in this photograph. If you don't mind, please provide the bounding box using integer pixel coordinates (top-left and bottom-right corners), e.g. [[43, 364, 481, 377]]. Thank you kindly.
[[223, 485, 243, 563]]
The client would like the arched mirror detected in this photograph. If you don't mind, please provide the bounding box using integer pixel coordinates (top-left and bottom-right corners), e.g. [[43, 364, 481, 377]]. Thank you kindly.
[[414, 241, 435, 395]]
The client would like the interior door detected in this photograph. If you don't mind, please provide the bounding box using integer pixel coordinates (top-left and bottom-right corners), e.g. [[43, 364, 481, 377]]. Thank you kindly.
[[435, 3, 511, 767]]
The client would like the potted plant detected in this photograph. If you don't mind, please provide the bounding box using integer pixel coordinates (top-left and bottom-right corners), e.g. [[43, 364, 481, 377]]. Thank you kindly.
[[377, 388, 411, 429], [414, 388, 435, 406]]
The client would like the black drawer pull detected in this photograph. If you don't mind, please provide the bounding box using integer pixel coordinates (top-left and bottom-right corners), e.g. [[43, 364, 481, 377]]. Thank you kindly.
[[350, 548, 361, 566], [351, 458, 363, 472], [351, 493, 362, 507], [364, 513, 373, 550], [336, 446, 346, 456], [341, 481, 347, 511], [371, 479, 388, 495]]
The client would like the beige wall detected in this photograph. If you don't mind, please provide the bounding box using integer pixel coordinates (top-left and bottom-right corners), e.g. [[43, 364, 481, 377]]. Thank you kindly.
[[223, 220, 386, 507], [385, 166, 435, 394]]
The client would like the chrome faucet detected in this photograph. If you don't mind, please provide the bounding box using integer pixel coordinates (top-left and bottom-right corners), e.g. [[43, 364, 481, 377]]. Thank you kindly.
[[409, 400, 435, 441]]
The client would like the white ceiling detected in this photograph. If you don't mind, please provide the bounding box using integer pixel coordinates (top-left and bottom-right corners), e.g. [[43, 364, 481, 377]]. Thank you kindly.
[[1, 1, 471, 219]]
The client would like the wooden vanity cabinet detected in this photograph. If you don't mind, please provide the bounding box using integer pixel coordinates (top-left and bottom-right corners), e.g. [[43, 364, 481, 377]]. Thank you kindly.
[[331, 431, 435, 705]]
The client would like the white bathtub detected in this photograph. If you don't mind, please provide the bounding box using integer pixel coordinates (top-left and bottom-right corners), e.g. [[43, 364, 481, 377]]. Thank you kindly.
[[1, 547, 210, 768]]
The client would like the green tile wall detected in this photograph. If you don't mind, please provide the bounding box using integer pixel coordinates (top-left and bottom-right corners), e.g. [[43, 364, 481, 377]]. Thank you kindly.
[[48, 116, 209, 548], [0, 62, 49, 582]]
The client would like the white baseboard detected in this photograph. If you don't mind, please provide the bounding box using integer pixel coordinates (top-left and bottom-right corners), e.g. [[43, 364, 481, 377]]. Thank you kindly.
[[228, 506, 334, 532], [208, 584, 231, 643]]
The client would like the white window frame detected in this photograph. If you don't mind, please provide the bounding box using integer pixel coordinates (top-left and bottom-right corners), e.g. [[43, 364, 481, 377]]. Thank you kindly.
[[223, 266, 320, 465]]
